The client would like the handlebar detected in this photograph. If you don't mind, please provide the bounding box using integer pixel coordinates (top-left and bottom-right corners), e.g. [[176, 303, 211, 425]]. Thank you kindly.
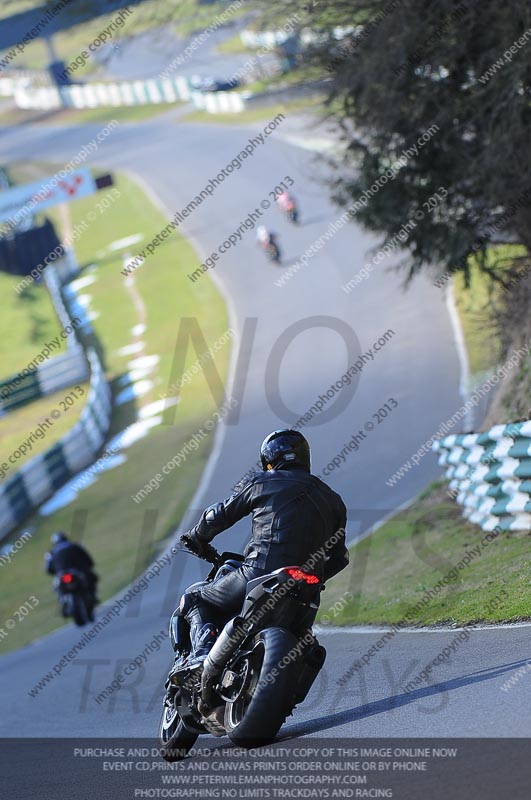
[[199, 543, 221, 566], [180, 535, 222, 567]]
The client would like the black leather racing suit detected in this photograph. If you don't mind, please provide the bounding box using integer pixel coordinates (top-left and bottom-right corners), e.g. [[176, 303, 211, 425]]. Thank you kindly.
[[45, 541, 98, 599], [180, 465, 348, 650]]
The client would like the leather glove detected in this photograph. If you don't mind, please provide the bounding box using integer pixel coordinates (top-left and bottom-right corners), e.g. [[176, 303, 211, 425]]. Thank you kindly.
[[181, 533, 219, 564], [180, 532, 205, 556]]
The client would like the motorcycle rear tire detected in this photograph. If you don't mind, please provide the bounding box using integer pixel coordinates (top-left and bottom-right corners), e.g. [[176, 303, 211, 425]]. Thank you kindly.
[[225, 627, 298, 747], [72, 594, 89, 626]]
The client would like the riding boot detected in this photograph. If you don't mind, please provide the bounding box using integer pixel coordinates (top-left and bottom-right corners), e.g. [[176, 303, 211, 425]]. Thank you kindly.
[[187, 623, 218, 668], [185, 605, 217, 666]]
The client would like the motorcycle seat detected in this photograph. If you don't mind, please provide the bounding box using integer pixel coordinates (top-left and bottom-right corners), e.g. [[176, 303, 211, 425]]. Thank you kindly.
[[225, 559, 243, 570]]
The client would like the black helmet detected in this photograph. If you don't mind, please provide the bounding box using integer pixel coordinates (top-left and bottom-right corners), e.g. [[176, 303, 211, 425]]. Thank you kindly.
[[51, 531, 68, 545], [260, 429, 311, 471]]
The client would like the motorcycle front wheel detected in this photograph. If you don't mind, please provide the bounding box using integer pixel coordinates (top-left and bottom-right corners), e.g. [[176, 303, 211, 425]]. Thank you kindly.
[[265, 243, 281, 262], [224, 627, 299, 747], [159, 689, 198, 762]]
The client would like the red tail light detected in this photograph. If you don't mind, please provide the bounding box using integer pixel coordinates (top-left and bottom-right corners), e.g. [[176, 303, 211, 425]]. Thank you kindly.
[[284, 568, 320, 585], [61, 573, 73, 584]]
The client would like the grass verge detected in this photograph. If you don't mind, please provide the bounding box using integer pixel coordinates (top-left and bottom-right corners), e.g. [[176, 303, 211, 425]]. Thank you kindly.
[[0, 170, 230, 654], [322, 247, 531, 630], [243, 66, 326, 95], [0, 180, 89, 475], [319, 481, 531, 627], [453, 245, 526, 377], [216, 32, 249, 55], [183, 96, 324, 126], [0, 383, 89, 475], [453, 261, 500, 377], [0, 271, 67, 376], [0, 102, 182, 127], [0, 0, 250, 74]]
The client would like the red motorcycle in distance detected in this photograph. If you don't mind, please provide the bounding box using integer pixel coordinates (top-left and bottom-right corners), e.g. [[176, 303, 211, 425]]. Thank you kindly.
[[277, 192, 299, 224], [54, 569, 94, 626]]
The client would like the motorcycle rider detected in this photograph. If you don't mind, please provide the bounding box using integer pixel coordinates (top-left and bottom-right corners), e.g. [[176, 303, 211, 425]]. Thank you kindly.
[[176, 430, 348, 669], [256, 225, 276, 247], [256, 226, 280, 261], [45, 532, 99, 609], [276, 190, 297, 217]]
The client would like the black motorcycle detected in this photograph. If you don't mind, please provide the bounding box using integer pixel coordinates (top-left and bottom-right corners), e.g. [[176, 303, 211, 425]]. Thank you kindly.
[[159, 544, 326, 760], [259, 234, 281, 263], [53, 569, 94, 626]]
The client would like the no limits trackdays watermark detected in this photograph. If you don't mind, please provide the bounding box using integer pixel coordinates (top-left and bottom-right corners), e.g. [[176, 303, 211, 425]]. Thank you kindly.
[[131, 397, 237, 504], [336, 524, 504, 689], [230, 325, 396, 490], [28, 547, 183, 698], [30, 529, 346, 701], [402, 588, 509, 694]]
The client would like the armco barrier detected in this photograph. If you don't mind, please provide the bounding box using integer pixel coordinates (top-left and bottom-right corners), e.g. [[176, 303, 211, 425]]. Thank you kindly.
[[11, 75, 248, 114], [241, 24, 356, 49], [240, 29, 294, 48], [433, 420, 531, 532], [0, 261, 112, 541], [0, 67, 49, 97], [0, 348, 89, 416], [44, 253, 88, 335], [0, 254, 89, 417], [11, 77, 323, 115], [0, 349, 111, 541]]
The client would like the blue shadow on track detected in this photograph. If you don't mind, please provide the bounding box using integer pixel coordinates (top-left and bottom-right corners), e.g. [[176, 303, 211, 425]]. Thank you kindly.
[[278, 657, 531, 738]]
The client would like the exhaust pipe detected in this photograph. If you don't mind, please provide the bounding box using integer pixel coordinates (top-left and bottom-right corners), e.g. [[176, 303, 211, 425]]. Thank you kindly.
[[293, 644, 327, 705], [200, 616, 248, 711]]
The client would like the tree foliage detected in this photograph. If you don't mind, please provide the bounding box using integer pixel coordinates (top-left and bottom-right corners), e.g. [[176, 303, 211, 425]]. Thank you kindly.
[[254, 0, 531, 286]]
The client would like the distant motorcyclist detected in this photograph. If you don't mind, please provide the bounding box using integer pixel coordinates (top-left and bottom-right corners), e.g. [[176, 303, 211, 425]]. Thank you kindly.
[[45, 532, 99, 605], [256, 225, 274, 246], [176, 430, 348, 669], [276, 191, 298, 222], [256, 226, 281, 262]]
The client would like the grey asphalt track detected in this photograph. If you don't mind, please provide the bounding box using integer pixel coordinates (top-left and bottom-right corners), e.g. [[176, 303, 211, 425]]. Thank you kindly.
[[0, 1, 146, 51], [103, 15, 274, 81], [0, 109, 523, 760]]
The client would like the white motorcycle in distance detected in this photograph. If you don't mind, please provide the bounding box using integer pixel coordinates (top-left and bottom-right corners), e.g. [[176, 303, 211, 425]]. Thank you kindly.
[[256, 226, 281, 263]]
